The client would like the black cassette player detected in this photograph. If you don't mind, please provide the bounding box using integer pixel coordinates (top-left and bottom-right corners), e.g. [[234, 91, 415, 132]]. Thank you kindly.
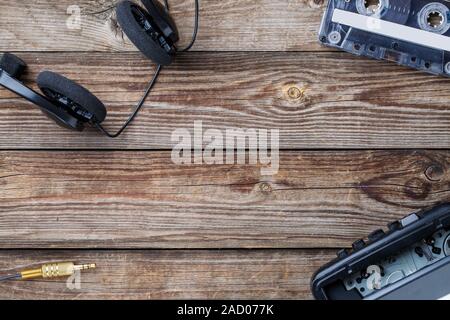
[[311, 203, 450, 300]]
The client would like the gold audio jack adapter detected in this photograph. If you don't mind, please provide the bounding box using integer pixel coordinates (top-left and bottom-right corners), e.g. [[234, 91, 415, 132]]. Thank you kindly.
[[0, 262, 96, 281]]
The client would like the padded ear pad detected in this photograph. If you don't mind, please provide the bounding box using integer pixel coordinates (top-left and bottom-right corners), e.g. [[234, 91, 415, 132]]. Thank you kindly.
[[116, 0, 174, 66], [0, 53, 27, 79], [36, 71, 107, 123], [141, 0, 179, 42]]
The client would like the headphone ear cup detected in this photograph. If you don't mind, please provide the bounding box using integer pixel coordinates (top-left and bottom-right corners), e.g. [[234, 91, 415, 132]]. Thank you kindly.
[[116, 0, 175, 66], [0, 53, 27, 79], [36, 71, 107, 124], [140, 0, 179, 42]]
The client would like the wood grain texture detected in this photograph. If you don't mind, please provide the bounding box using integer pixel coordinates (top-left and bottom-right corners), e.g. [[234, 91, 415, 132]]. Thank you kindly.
[[1, 150, 449, 249], [1, 52, 450, 149], [0, 0, 325, 52], [0, 250, 332, 299], [1, 0, 450, 301]]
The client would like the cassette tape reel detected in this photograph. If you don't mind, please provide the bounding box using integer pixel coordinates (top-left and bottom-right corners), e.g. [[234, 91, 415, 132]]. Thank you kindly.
[[319, 0, 450, 76]]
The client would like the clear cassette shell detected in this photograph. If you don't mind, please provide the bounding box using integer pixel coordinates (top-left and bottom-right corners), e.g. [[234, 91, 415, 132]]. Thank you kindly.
[[319, 0, 450, 76]]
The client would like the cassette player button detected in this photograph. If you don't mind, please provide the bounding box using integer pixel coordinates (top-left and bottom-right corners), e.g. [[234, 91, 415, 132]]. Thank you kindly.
[[400, 214, 419, 227], [388, 221, 403, 232], [337, 249, 349, 259], [368, 229, 385, 242], [352, 239, 366, 251]]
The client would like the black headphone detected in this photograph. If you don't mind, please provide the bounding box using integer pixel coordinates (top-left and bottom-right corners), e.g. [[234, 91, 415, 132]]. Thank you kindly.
[[0, 0, 199, 138]]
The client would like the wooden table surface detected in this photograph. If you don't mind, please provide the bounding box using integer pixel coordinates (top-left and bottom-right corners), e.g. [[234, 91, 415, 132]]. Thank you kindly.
[[0, 0, 449, 299]]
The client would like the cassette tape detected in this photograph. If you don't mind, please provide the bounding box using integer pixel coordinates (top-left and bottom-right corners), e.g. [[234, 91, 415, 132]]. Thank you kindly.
[[319, 0, 450, 77]]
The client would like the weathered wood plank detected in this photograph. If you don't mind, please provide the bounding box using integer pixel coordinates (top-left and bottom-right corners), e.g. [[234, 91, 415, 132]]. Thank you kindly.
[[0, 250, 331, 299], [0, 0, 325, 52], [1, 52, 450, 149], [1, 150, 449, 249]]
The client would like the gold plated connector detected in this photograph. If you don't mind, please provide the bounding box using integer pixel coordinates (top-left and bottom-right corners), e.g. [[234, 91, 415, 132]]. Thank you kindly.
[[20, 262, 96, 280]]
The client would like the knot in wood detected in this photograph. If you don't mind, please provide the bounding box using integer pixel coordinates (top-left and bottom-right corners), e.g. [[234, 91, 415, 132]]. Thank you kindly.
[[425, 165, 445, 182]]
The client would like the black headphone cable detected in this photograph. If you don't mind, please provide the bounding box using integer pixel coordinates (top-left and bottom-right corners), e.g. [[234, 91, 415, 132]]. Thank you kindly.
[[94, 64, 162, 138], [0, 274, 21, 282]]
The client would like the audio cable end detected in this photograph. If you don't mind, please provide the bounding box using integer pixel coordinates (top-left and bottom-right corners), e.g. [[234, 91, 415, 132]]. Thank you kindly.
[[20, 262, 96, 280], [0, 262, 96, 281]]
